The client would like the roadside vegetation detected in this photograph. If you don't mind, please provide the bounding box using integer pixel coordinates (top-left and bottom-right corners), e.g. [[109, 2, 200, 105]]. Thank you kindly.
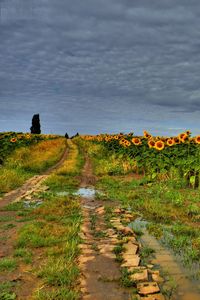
[[77, 135, 200, 279], [0, 135, 66, 195], [0, 140, 83, 299]]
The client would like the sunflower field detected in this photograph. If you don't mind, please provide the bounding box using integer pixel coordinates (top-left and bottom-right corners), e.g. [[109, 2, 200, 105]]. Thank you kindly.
[[0, 132, 60, 164], [81, 131, 200, 187]]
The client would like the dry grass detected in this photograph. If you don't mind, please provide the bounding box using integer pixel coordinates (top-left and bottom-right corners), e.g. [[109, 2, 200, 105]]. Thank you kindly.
[[0, 138, 66, 193], [56, 140, 79, 176]]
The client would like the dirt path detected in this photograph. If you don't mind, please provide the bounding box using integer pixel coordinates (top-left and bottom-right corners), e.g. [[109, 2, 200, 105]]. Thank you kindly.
[[78, 155, 167, 300], [0, 145, 69, 209], [78, 156, 132, 300], [0, 144, 69, 299]]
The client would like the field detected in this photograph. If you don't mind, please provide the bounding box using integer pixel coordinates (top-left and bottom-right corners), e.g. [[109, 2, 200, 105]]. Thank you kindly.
[[0, 131, 200, 300]]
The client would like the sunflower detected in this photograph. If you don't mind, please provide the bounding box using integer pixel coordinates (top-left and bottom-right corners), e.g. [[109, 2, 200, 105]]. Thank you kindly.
[[132, 137, 142, 145], [178, 133, 188, 143], [143, 130, 152, 139], [174, 137, 180, 144], [155, 140, 165, 151], [166, 138, 175, 147], [10, 137, 17, 143], [125, 140, 131, 147], [148, 139, 155, 148], [194, 135, 200, 144]]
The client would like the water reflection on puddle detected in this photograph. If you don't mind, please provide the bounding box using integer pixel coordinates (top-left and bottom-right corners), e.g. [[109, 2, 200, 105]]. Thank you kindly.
[[23, 200, 43, 208], [56, 187, 102, 199], [74, 187, 96, 198]]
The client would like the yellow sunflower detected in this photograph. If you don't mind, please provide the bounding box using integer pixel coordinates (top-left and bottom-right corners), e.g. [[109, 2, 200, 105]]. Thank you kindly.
[[143, 130, 151, 139], [155, 140, 165, 151], [178, 133, 188, 143], [166, 138, 175, 147], [132, 137, 142, 145], [148, 139, 155, 148], [194, 135, 200, 144], [10, 137, 17, 143]]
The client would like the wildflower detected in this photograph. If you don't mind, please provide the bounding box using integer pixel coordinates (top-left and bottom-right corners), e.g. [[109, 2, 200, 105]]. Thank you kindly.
[[10, 137, 17, 143], [132, 137, 142, 145], [155, 140, 165, 151], [148, 139, 155, 148], [194, 135, 200, 144], [166, 138, 175, 147]]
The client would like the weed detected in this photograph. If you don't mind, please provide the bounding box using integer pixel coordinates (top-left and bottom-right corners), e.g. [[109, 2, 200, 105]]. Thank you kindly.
[[0, 223, 16, 230], [0, 258, 17, 272], [120, 268, 133, 287], [14, 248, 32, 264], [140, 246, 155, 265], [34, 288, 79, 300]]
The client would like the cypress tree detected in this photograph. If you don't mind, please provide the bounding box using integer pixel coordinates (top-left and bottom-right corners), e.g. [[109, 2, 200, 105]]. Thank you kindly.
[[30, 114, 41, 134]]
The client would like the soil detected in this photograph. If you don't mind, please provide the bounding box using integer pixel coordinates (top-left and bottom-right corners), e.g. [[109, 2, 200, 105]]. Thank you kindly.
[[0, 146, 69, 299], [78, 156, 133, 300]]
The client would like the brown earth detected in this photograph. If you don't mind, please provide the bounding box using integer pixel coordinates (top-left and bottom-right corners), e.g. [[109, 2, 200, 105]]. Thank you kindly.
[[0, 145, 69, 299], [78, 156, 133, 300]]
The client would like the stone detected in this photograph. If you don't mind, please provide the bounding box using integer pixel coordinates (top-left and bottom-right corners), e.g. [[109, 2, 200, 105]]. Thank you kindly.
[[130, 267, 148, 282], [147, 264, 154, 269], [151, 271, 164, 283], [96, 206, 105, 215], [137, 282, 160, 295], [99, 244, 115, 253], [114, 208, 123, 214], [124, 213, 135, 220], [120, 226, 134, 236], [121, 254, 140, 267], [124, 242, 138, 255]]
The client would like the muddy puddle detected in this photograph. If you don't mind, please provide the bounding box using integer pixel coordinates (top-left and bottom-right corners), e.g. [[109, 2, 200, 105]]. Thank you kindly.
[[56, 187, 103, 199], [23, 200, 43, 208], [129, 218, 200, 300]]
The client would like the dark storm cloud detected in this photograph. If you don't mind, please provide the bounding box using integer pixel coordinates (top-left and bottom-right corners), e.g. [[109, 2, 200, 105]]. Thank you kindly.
[[0, 0, 200, 135]]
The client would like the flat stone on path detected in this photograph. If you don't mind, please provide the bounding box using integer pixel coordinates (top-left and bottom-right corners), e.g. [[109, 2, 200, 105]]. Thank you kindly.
[[130, 267, 148, 282], [124, 242, 138, 255], [137, 282, 160, 295], [121, 254, 140, 267]]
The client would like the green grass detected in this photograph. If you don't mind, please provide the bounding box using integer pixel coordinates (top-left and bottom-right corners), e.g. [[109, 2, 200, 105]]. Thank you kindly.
[[34, 288, 79, 300], [0, 216, 15, 222], [0, 281, 17, 300], [9, 140, 83, 298], [14, 248, 33, 264], [0, 258, 17, 272], [0, 223, 16, 230], [0, 138, 66, 194]]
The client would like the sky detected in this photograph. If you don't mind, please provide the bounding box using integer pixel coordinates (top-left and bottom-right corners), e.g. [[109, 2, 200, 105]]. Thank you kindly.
[[0, 0, 200, 136]]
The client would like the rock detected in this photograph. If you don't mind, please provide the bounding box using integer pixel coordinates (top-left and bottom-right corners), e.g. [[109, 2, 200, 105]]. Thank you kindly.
[[130, 267, 148, 282], [96, 206, 105, 215], [124, 242, 138, 255], [114, 208, 123, 214], [99, 244, 115, 253], [126, 236, 138, 244], [124, 213, 135, 220], [147, 264, 154, 269], [137, 282, 160, 295], [120, 226, 134, 236], [151, 271, 164, 283], [121, 254, 140, 267]]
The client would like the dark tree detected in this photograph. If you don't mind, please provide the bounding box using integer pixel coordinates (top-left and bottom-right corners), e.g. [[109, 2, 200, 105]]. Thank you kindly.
[[30, 114, 41, 134], [65, 132, 69, 139]]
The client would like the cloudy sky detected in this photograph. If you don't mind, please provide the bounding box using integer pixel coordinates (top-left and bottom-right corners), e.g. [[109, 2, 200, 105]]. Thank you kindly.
[[0, 0, 200, 136]]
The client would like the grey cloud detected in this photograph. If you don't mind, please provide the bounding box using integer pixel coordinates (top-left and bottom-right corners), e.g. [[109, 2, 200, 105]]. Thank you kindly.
[[0, 0, 200, 135]]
